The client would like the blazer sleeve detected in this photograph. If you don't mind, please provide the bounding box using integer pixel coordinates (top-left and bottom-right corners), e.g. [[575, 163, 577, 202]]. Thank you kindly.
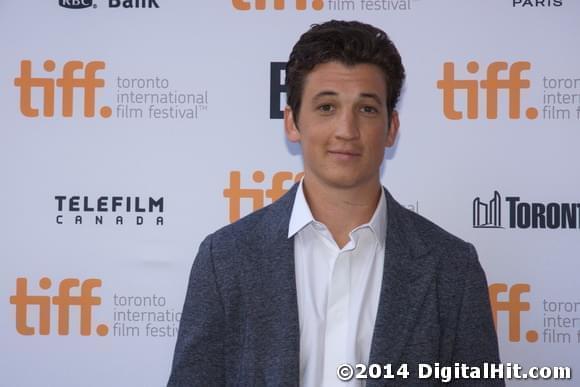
[[450, 243, 505, 386], [167, 234, 226, 387]]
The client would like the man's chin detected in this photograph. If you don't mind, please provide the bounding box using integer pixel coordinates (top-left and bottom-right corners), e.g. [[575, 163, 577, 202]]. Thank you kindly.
[[320, 175, 376, 191]]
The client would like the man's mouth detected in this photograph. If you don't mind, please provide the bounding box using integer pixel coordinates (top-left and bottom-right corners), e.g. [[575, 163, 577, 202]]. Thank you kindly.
[[328, 149, 362, 159]]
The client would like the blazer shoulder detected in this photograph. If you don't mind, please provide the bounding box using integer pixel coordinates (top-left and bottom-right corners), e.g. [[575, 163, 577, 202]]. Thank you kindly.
[[391, 197, 476, 264], [412, 209, 471, 247], [214, 201, 286, 242], [202, 186, 295, 263]]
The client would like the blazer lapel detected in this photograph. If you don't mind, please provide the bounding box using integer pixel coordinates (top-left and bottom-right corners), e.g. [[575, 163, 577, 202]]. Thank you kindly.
[[246, 184, 300, 385], [368, 189, 435, 383]]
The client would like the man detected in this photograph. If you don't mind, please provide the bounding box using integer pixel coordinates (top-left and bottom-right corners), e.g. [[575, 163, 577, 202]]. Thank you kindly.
[[168, 20, 502, 386]]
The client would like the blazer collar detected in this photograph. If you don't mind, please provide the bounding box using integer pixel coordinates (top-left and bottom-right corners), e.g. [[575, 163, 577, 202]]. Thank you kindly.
[[367, 188, 434, 385]]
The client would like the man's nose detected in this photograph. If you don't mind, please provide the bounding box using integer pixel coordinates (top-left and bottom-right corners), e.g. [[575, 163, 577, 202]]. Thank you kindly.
[[334, 108, 360, 140]]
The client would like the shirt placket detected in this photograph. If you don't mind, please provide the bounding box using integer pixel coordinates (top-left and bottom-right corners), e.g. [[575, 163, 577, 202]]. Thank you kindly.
[[322, 247, 352, 385]]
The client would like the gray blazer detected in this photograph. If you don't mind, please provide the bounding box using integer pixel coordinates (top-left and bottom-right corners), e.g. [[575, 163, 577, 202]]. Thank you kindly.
[[168, 185, 503, 386]]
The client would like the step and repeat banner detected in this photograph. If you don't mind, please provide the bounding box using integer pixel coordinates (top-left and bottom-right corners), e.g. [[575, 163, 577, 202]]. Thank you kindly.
[[1, 1, 579, 386]]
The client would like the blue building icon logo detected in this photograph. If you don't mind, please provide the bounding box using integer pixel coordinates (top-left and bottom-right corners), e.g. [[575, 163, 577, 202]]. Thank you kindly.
[[473, 191, 502, 228]]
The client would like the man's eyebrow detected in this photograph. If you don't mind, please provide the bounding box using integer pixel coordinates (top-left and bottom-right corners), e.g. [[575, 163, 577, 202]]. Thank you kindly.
[[312, 91, 338, 100], [359, 93, 383, 105], [311, 91, 384, 105]]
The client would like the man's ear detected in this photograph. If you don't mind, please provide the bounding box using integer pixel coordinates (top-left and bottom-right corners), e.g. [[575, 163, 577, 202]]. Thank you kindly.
[[385, 110, 400, 148], [284, 106, 301, 143]]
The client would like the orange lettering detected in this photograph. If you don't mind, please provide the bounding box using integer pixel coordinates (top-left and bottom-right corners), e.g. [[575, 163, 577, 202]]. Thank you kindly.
[[14, 60, 109, 118], [9, 277, 107, 336], [438, 61, 535, 120], [489, 283, 534, 342]]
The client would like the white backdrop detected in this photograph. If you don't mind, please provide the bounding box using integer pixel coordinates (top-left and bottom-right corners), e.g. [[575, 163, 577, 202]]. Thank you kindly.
[[1, 1, 579, 386]]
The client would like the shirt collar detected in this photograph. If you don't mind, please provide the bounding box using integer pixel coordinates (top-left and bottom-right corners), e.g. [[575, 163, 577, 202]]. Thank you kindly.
[[365, 186, 387, 249], [288, 179, 387, 247], [288, 179, 315, 238]]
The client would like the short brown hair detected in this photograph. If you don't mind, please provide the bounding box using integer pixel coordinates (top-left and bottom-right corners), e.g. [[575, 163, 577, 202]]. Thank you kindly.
[[285, 20, 405, 122]]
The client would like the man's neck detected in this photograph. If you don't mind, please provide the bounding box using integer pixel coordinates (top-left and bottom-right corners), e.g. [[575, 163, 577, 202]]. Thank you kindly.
[[302, 176, 382, 248]]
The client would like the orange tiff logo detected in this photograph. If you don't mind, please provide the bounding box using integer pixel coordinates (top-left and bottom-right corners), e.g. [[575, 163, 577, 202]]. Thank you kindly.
[[489, 283, 537, 343], [13, 60, 111, 118], [9, 277, 109, 336], [232, 0, 324, 10], [436, 61, 537, 120], [223, 170, 303, 222]]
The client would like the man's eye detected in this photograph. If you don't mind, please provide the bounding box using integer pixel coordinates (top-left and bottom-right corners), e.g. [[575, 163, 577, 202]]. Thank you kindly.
[[361, 106, 378, 114], [318, 104, 334, 113]]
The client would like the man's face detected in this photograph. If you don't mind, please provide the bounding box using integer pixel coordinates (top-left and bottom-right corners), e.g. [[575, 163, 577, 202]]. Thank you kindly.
[[284, 61, 399, 191]]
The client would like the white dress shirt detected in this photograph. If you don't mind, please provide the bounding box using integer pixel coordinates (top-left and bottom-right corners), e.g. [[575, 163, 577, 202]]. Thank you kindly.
[[288, 180, 387, 387]]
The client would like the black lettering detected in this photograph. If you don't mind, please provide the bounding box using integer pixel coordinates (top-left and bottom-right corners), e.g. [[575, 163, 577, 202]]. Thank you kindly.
[[150, 197, 164, 212], [506, 196, 520, 228], [561, 204, 578, 229], [531, 203, 545, 228], [135, 197, 146, 212], [546, 203, 560, 229], [156, 216, 164, 225], [70, 196, 80, 211], [55, 196, 66, 211], [517, 202, 531, 228], [112, 196, 123, 212], [270, 62, 287, 119], [96, 215, 103, 225], [97, 196, 108, 212], [60, 0, 92, 8], [116, 216, 123, 225], [56, 215, 63, 224], [83, 196, 94, 212], [75, 215, 82, 224], [136, 216, 143, 225], [109, 0, 120, 7]]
